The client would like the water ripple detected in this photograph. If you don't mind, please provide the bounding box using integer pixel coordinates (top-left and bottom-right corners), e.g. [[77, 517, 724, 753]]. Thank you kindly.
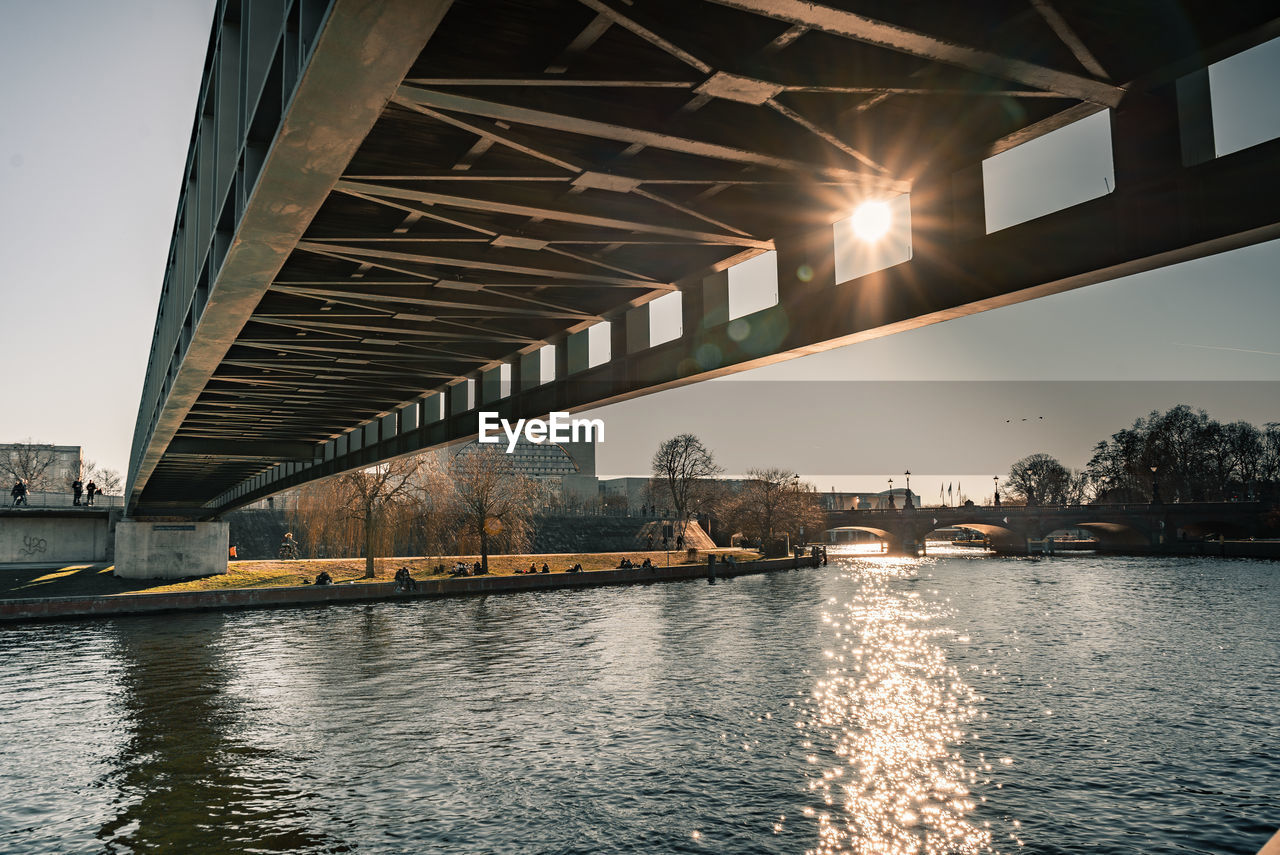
[[0, 555, 1276, 853]]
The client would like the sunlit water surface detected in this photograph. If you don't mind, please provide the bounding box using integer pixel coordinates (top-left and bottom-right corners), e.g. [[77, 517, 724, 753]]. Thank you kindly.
[[1, 550, 1276, 854]]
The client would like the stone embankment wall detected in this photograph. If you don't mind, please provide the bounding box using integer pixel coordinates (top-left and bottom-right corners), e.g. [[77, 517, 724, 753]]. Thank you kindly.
[[0, 554, 822, 623]]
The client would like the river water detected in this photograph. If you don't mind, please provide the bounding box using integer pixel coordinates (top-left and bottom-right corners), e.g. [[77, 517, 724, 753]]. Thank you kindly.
[[1, 549, 1276, 855]]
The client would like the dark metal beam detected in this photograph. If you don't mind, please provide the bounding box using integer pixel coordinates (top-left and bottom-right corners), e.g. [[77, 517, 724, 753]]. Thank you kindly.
[[333, 180, 775, 249], [1028, 0, 1110, 79], [393, 86, 908, 188], [166, 439, 319, 460], [703, 0, 1125, 106]]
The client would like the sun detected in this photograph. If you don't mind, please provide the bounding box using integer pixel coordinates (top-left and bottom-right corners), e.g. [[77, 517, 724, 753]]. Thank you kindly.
[[851, 200, 892, 242]]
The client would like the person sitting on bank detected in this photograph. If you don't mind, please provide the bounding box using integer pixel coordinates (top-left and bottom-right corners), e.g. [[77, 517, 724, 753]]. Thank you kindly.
[[541, 563, 550, 573], [396, 567, 417, 591], [314, 570, 333, 586], [472, 561, 484, 575]]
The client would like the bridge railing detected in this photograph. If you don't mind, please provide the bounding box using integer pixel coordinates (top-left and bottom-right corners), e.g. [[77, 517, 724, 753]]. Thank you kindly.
[[4, 492, 124, 510], [829, 500, 1267, 518]]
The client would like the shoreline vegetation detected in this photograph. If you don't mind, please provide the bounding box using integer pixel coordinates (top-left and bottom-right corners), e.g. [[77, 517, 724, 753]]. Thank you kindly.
[[0, 548, 760, 601]]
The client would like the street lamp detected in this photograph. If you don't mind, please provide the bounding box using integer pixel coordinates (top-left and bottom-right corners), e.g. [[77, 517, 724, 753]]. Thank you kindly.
[[904, 470, 912, 509], [1150, 465, 1161, 504], [993, 476, 1000, 508], [791, 473, 800, 552], [887, 477, 895, 509]]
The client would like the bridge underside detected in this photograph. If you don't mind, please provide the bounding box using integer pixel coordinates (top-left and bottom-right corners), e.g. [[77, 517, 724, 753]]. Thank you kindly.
[[128, 0, 1280, 517]]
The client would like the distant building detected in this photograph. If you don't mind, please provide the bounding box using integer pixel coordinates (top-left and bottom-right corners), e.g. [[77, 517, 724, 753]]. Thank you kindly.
[[598, 477, 654, 510], [819, 489, 917, 510], [0, 443, 82, 492], [597, 476, 769, 514], [453, 437, 598, 504]]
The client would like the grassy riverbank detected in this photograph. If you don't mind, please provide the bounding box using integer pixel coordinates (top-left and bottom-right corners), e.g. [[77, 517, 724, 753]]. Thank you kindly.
[[0, 548, 758, 600]]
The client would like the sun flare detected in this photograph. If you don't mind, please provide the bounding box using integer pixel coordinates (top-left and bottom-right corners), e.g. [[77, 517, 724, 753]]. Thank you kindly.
[[851, 200, 892, 242]]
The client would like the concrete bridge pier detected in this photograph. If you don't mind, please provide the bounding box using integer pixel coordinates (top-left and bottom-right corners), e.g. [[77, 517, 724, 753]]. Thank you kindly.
[[114, 520, 229, 580]]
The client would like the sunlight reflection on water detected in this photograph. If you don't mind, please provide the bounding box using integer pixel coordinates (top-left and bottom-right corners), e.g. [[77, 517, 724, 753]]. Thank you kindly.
[[799, 557, 999, 855], [3, 553, 1278, 853]]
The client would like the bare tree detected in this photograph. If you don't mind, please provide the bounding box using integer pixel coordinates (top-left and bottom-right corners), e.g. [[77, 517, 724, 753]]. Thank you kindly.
[[2, 440, 62, 493], [447, 445, 539, 574], [651, 434, 722, 531], [1007, 453, 1087, 506], [82, 459, 122, 494], [291, 477, 354, 560], [718, 468, 824, 551], [347, 458, 424, 578], [290, 457, 423, 578], [403, 454, 459, 560]]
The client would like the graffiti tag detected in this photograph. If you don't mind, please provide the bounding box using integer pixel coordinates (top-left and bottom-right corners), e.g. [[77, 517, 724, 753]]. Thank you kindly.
[[19, 535, 47, 557]]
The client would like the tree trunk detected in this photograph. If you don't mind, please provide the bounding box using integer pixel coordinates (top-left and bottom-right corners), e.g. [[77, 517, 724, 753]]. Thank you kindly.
[[480, 527, 489, 575], [364, 509, 377, 578]]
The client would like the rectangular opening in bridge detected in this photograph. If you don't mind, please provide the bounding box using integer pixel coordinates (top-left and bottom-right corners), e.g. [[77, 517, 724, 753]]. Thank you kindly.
[[982, 109, 1114, 233], [833, 193, 913, 283], [648, 291, 682, 347], [568, 323, 612, 373], [520, 345, 556, 389], [727, 251, 778, 320], [423, 393, 444, 424], [588, 322, 610, 368], [450, 379, 475, 415], [482, 364, 512, 402], [1209, 36, 1280, 157]]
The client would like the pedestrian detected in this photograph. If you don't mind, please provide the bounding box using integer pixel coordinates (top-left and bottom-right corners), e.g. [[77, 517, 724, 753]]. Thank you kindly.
[[85, 480, 98, 506], [676, 533, 685, 551], [11, 480, 28, 507], [72, 477, 83, 506]]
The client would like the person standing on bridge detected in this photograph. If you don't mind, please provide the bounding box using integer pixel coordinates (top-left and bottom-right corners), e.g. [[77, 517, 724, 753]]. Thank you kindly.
[[72, 477, 83, 506], [11, 480, 28, 507], [84, 480, 97, 507]]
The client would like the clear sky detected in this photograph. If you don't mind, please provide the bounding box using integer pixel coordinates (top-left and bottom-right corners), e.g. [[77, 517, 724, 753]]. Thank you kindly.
[[1, 1, 1277, 494]]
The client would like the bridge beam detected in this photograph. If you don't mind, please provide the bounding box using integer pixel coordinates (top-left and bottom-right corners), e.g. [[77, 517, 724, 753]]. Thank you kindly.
[[126, 0, 455, 515], [223, 104, 1280, 510], [128, 3, 1280, 515]]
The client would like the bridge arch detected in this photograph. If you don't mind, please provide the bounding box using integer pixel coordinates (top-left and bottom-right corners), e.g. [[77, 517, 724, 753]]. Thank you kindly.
[[935, 521, 1021, 553], [1062, 522, 1147, 550], [1025, 513, 1153, 550], [826, 525, 898, 552]]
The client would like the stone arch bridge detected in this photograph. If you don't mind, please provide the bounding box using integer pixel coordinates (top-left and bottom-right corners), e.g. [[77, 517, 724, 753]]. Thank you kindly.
[[825, 502, 1269, 555]]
